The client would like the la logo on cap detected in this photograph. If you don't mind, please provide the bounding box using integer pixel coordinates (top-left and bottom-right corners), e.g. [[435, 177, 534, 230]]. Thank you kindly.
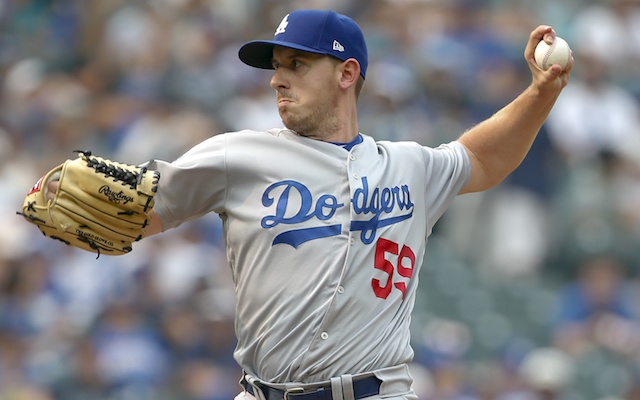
[[238, 9, 368, 79], [275, 14, 289, 35]]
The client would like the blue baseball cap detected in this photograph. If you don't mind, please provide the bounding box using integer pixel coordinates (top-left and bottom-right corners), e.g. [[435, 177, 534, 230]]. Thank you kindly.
[[239, 10, 368, 79]]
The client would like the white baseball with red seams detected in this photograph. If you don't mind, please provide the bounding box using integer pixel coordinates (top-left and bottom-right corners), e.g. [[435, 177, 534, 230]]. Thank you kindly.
[[534, 36, 571, 70]]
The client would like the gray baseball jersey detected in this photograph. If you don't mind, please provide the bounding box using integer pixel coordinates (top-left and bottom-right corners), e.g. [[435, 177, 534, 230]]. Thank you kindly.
[[150, 128, 471, 384]]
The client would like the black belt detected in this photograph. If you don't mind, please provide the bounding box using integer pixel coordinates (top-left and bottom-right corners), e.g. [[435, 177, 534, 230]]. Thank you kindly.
[[243, 376, 381, 400]]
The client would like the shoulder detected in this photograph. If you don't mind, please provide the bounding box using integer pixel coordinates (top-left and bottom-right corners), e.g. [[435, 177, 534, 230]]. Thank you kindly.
[[222, 128, 285, 139], [220, 128, 299, 143], [363, 137, 471, 176], [365, 134, 467, 157], [362, 134, 422, 152], [186, 129, 294, 151]]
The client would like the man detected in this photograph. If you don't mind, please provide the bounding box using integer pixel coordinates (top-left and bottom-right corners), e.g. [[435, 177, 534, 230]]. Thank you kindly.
[[50, 8, 572, 400]]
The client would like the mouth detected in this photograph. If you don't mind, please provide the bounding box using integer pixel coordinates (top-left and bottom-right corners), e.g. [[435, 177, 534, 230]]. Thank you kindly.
[[277, 98, 293, 107], [277, 90, 296, 108]]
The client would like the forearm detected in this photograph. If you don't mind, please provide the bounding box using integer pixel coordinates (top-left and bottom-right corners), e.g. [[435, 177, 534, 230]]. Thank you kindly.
[[145, 209, 164, 236], [458, 84, 561, 191]]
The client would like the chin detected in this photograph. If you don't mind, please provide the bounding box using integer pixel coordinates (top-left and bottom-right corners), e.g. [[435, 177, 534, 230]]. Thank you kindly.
[[281, 113, 314, 137], [281, 116, 298, 132]]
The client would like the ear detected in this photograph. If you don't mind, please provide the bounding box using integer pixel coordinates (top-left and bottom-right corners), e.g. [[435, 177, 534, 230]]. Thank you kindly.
[[338, 58, 361, 91]]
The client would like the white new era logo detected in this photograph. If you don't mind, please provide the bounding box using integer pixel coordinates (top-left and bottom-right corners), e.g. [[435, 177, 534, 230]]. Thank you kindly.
[[333, 40, 345, 52]]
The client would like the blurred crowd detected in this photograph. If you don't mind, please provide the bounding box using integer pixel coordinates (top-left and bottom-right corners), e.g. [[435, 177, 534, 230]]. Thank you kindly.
[[1, 0, 640, 399]]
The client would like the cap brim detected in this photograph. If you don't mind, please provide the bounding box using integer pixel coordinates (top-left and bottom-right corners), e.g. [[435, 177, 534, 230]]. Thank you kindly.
[[238, 40, 329, 70]]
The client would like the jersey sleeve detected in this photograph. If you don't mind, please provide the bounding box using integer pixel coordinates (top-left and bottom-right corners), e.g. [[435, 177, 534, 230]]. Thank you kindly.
[[149, 134, 228, 230], [422, 140, 471, 233]]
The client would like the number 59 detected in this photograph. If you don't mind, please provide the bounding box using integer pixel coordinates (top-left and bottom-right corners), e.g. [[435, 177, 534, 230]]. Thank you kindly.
[[372, 237, 415, 299]]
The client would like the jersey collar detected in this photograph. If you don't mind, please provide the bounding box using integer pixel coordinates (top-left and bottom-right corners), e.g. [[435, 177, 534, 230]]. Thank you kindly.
[[330, 133, 363, 151]]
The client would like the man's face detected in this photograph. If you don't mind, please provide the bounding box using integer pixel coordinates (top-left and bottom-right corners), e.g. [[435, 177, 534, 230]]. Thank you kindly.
[[270, 46, 341, 139]]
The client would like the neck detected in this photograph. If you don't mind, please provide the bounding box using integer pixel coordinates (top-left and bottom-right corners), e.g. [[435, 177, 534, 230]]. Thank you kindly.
[[317, 123, 358, 143], [309, 103, 359, 143]]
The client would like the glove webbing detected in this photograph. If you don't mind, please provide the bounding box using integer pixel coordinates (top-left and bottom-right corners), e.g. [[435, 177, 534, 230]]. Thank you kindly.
[[77, 150, 139, 188]]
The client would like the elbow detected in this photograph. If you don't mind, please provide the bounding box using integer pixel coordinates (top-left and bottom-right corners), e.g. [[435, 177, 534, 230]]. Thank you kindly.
[[461, 157, 518, 194], [459, 173, 506, 195]]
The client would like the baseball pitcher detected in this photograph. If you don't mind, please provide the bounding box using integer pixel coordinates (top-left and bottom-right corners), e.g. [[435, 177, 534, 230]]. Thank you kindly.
[[19, 9, 572, 400]]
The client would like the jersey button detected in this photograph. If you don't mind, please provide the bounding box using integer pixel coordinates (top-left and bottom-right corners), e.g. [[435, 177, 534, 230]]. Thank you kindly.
[[320, 332, 329, 340], [349, 154, 356, 161], [349, 238, 355, 246], [353, 173, 359, 179], [337, 286, 345, 294]]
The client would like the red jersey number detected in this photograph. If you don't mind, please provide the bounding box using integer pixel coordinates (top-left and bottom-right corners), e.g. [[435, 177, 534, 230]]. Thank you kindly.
[[372, 237, 416, 299]]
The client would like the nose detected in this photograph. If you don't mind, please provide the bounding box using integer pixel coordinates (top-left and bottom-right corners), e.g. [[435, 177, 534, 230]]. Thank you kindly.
[[270, 68, 288, 90]]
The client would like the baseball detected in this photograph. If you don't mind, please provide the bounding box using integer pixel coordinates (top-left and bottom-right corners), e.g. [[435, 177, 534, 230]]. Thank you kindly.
[[534, 36, 571, 70]]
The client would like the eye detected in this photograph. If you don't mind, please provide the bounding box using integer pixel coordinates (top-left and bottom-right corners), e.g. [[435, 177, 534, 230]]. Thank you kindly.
[[288, 59, 304, 71]]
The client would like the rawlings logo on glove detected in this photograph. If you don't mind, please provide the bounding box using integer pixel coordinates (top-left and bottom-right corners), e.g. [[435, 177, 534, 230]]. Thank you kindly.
[[98, 185, 135, 204], [18, 151, 160, 257]]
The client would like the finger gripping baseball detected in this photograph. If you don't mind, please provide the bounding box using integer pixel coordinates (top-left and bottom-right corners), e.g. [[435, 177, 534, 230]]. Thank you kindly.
[[18, 150, 160, 257]]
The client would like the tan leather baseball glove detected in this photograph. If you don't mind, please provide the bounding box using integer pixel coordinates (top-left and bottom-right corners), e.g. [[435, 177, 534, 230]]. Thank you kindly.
[[18, 151, 160, 257]]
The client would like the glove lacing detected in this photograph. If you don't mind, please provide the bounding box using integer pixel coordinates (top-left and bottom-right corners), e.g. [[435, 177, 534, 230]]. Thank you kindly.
[[75, 150, 141, 189]]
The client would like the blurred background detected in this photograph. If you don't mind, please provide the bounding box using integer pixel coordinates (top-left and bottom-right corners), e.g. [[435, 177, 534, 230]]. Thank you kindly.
[[2, 0, 640, 399]]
